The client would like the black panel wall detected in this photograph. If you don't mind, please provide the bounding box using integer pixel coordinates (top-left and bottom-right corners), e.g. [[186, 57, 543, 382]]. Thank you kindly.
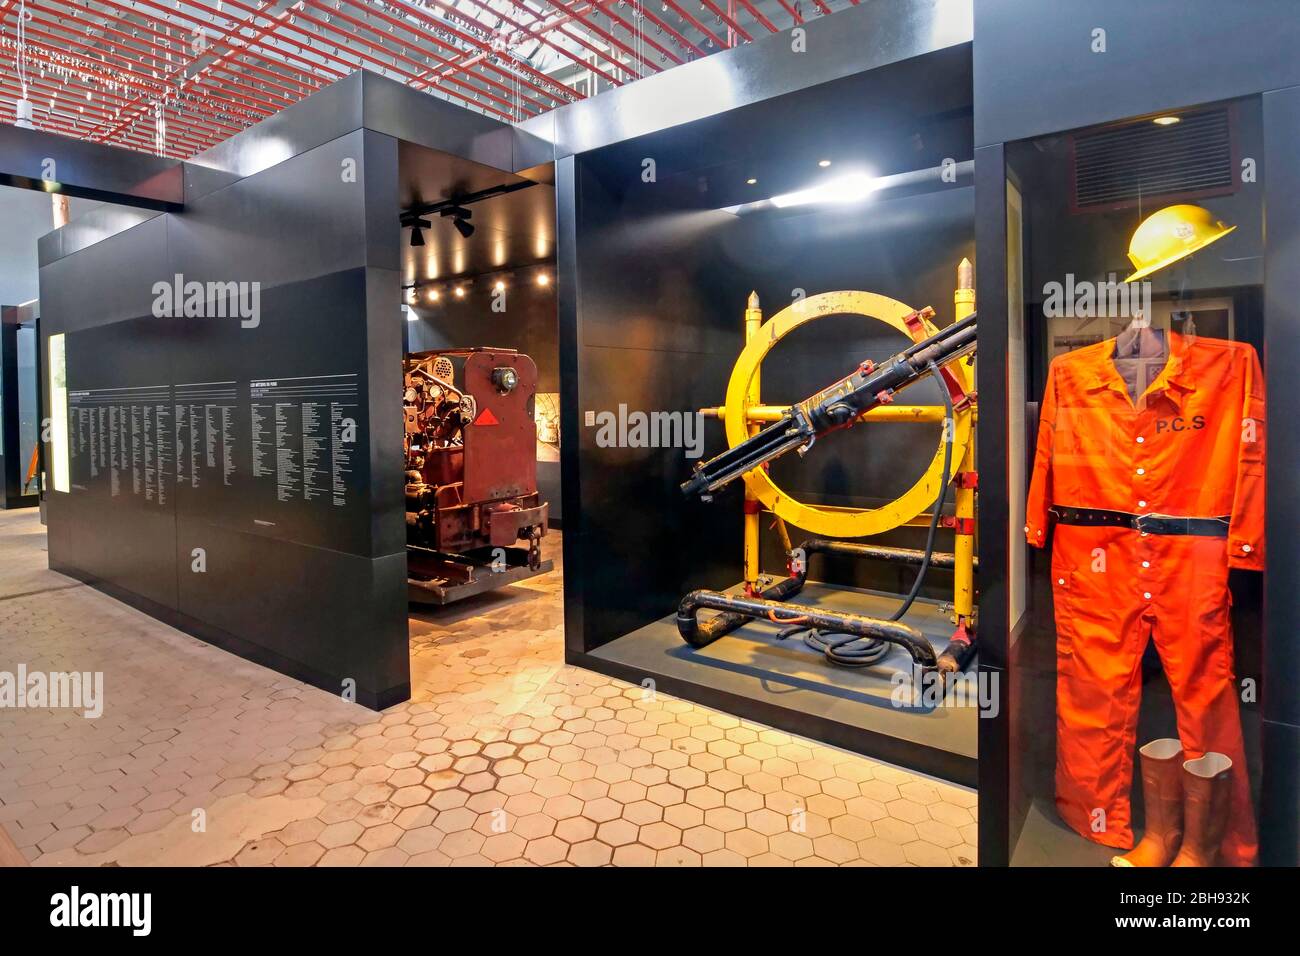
[[561, 51, 976, 657], [39, 127, 410, 709], [564, 157, 744, 654]]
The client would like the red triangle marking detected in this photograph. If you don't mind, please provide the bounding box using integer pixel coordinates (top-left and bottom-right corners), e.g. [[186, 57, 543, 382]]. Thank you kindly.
[[473, 407, 500, 426]]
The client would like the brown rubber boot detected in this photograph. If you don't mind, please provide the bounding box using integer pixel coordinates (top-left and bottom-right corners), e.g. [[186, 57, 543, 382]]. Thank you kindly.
[[1171, 753, 1234, 867], [1110, 738, 1184, 867]]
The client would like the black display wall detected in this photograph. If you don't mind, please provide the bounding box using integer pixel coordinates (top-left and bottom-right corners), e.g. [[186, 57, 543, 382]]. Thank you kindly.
[[561, 43, 974, 659], [37, 70, 548, 709], [39, 126, 410, 708]]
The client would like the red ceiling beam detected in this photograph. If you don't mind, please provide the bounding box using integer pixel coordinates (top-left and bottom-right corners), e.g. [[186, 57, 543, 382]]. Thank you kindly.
[[85, 4, 285, 146], [85, 0, 359, 147], [388, 0, 596, 101], [527, 0, 664, 79], [0, 74, 212, 154], [314, 0, 546, 117], [14, 18, 247, 144], [559, 1, 694, 65], [658, 0, 727, 50], [25, 2, 284, 122], [84, 0, 334, 105], [114, 0, 343, 101], [699, 0, 753, 43], [0, 33, 223, 149], [385, 0, 610, 90], [733, 0, 778, 33]]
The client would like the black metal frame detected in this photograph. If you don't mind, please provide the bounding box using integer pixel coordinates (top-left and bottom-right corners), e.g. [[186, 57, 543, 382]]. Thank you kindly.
[[549, 1, 979, 785], [973, 0, 1300, 867]]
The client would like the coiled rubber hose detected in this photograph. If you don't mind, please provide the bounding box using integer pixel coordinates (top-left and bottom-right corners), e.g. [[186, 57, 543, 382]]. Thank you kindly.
[[797, 361, 956, 667]]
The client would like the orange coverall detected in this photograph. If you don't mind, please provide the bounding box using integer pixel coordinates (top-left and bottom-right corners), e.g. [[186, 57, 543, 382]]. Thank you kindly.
[[1026, 332, 1263, 867]]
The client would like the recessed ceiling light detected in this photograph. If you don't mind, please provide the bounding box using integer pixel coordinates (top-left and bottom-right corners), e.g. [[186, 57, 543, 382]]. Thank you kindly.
[[428, 288, 440, 302], [746, 178, 757, 185], [454, 286, 466, 299], [494, 280, 506, 291], [536, 273, 550, 286], [818, 159, 832, 167], [770, 172, 879, 209], [1152, 116, 1181, 126]]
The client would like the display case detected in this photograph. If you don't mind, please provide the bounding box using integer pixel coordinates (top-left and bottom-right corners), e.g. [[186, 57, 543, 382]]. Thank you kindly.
[[556, 23, 982, 784], [974, 0, 1300, 867]]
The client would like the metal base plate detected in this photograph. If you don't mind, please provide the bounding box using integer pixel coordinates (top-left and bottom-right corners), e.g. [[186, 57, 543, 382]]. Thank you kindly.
[[407, 559, 553, 605]]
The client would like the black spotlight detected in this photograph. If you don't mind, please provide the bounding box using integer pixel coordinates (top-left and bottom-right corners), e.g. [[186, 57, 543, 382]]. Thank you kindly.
[[442, 205, 474, 239], [408, 218, 430, 247]]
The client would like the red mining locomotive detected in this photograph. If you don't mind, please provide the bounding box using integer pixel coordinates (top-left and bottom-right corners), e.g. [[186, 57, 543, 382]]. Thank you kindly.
[[404, 348, 551, 603]]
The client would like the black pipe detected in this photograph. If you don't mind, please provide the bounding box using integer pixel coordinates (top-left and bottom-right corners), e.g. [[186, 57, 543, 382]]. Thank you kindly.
[[675, 577, 805, 648], [937, 634, 978, 674], [676, 589, 937, 667]]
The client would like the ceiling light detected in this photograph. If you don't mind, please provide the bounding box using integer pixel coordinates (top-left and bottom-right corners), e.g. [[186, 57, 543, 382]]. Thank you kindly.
[[746, 178, 757, 185], [453, 217, 475, 239], [1152, 115, 1181, 126], [818, 159, 832, 167], [454, 286, 466, 299], [536, 273, 550, 287], [770, 172, 879, 209], [494, 280, 506, 291], [408, 217, 430, 247], [427, 288, 440, 302]]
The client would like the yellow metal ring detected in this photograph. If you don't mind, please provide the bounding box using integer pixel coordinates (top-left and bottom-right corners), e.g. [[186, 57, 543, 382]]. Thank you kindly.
[[722, 290, 974, 538]]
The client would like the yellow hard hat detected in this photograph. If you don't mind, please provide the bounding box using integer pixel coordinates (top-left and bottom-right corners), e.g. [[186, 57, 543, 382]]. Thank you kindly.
[[1124, 203, 1236, 282]]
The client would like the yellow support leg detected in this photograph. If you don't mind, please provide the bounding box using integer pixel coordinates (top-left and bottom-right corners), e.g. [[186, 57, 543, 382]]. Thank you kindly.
[[952, 258, 976, 629], [743, 291, 763, 589]]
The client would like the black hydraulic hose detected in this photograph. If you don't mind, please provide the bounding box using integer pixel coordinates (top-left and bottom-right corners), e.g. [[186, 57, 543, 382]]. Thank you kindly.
[[890, 361, 956, 621], [803, 361, 956, 667], [677, 589, 937, 666]]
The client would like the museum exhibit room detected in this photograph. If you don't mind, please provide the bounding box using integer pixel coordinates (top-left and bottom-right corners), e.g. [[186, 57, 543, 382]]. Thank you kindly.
[[0, 0, 1295, 927]]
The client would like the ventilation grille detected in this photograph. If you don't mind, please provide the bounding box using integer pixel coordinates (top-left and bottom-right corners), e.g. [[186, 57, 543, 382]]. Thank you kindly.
[[1072, 108, 1234, 210]]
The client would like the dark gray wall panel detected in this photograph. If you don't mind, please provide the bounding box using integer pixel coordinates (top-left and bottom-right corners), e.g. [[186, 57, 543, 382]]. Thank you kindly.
[[974, 0, 1300, 146], [38, 216, 168, 333], [169, 130, 373, 295], [184, 72, 365, 196], [174, 520, 406, 697], [1262, 86, 1300, 730], [50, 491, 178, 611], [0, 123, 182, 209], [39, 128, 410, 708], [518, 0, 973, 159], [365, 266, 406, 559], [359, 71, 516, 171], [37, 206, 163, 267]]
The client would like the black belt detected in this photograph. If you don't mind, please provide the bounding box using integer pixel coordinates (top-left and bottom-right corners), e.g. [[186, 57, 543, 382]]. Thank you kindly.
[[1050, 507, 1229, 537]]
